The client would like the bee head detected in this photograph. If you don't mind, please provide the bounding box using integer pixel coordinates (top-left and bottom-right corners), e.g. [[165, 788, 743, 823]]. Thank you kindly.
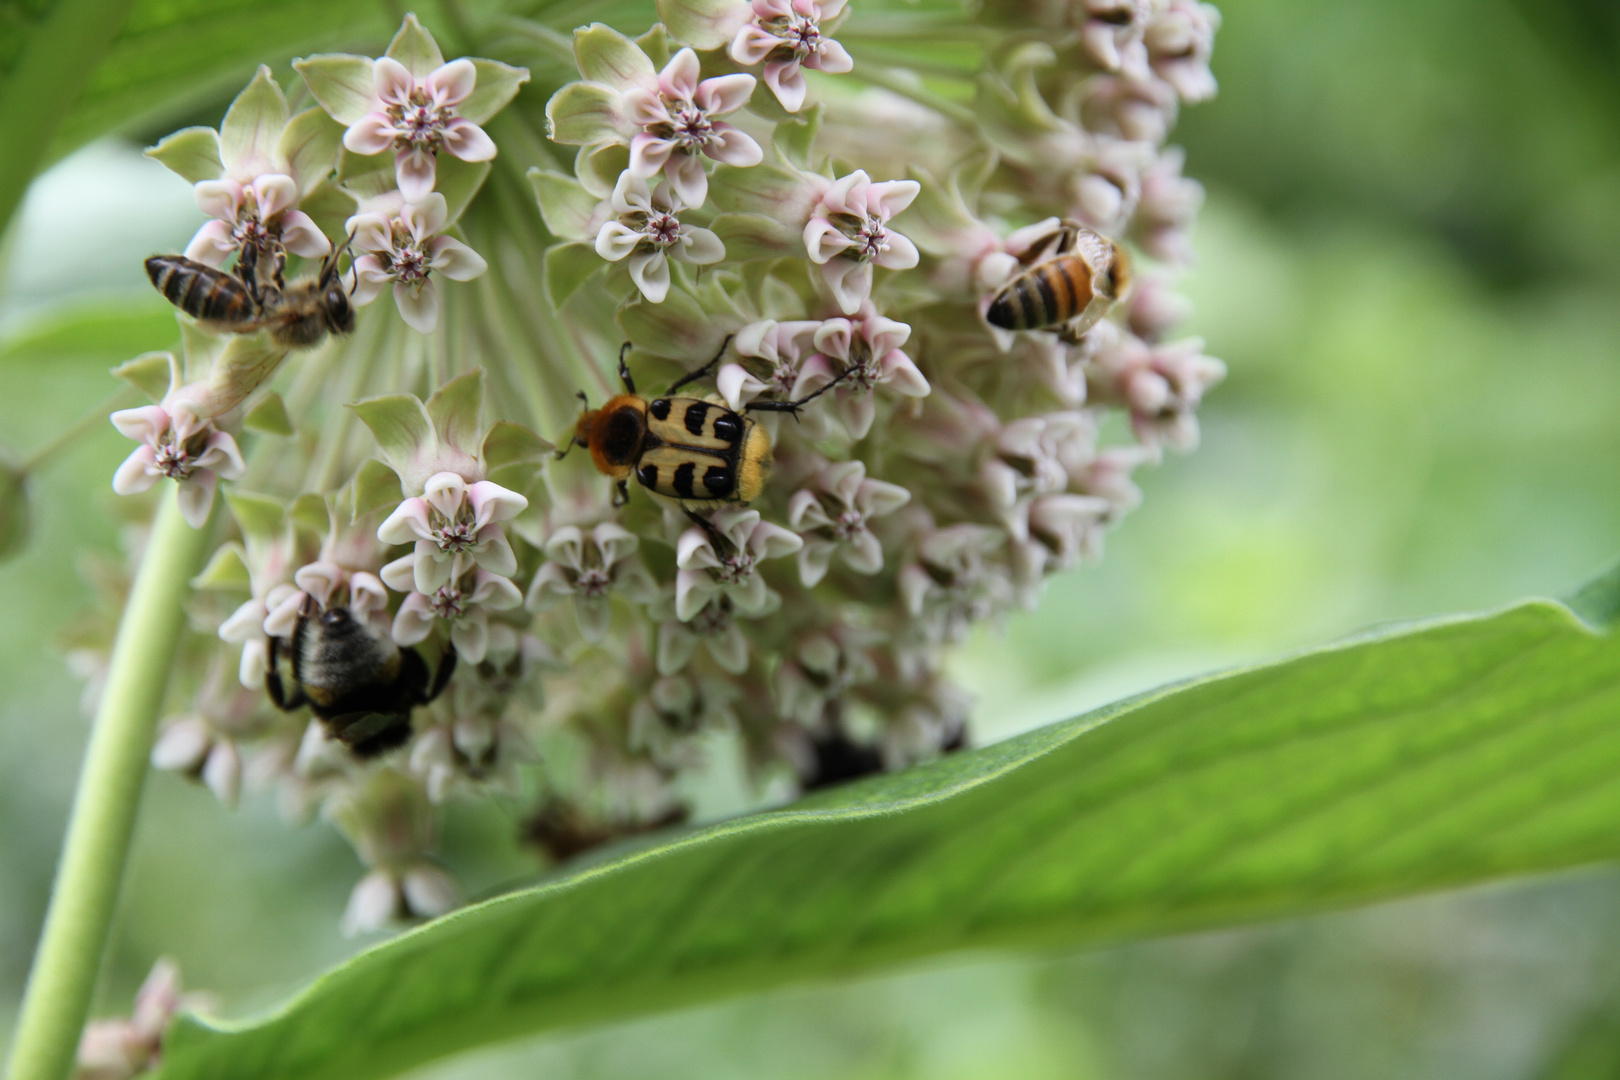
[[323, 285, 354, 335]]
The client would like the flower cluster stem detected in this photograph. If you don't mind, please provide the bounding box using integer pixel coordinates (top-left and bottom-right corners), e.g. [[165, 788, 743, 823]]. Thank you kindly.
[[4, 490, 213, 1080]]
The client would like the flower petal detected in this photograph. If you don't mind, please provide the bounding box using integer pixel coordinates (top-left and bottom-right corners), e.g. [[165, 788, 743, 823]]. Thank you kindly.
[[441, 118, 496, 163], [402, 191, 449, 240], [627, 250, 671, 303], [279, 210, 332, 258], [378, 497, 434, 544], [396, 148, 438, 205], [657, 621, 696, 675], [250, 173, 298, 219], [664, 152, 709, 209], [672, 225, 725, 265], [695, 73, 756, 116], [595, 220, 642, 262], [704, 122, 763, 167], [391, 593, 437, 645], [175, 471, 219, 528], [426, 235, 487, 280], [350, 256, 390, 305], [194, 179, 243, 222], [343, 113, 398, 156], [394, 279, 440, 333], [184, 219, 237, 265], [575, 595, 612, 642], [802, 217, 850, 264], [450, 614, 490, 663], [659, 48, 703, 102], [807, 37, 854, 74], [820, 258, 872, 315], [730, 25, 784, 67], [628, 133, 676, 179], [874, 229, 920, 270], [867, 178, 921, 218], [426, 58, 476, 106], [763, 58, 807, 112]]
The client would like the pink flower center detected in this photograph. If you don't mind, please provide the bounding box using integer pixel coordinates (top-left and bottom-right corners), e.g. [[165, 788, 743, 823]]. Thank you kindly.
[[640, 212, 682, 248], [713, 551, 756, 585], [152, 438, 196, 480], [387, 89, 455, 153], [690, 599, 733, 637], [576, 567, 612, 598], [432, 520, 477, 554], [767, 13, 826, 61], [430, 584, 466, 621], [662, 101, 715, 152], [385, 239, 431, 285], [832, 508, 865, 541]]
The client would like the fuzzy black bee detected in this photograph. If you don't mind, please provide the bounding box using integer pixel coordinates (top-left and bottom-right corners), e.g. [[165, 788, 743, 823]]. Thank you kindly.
[[266, 602, 455, 757], [145, 232, 356, 350]]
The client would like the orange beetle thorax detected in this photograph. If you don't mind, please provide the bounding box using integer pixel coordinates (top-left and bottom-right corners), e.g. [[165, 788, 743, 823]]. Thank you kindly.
[[581, 395, 648, 480]]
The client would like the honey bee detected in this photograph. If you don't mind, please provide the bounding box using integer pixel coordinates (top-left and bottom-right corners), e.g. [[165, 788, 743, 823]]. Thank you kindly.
[[559, 338, 852, 509], [144, 232, 356, 350], [985, 221, 1131, 337], [266, 600, 455, 757]]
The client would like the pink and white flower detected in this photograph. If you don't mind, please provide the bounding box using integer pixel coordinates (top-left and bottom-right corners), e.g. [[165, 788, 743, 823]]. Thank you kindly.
[[377, 471, 527, 595], [729, 0, 854, 113], [343, 57, 496, 203], [656, 596, 750, 676], [594, 173, 725, 303], [1072, 0, 1151, 79], [111, 401, 245, 528], [384, 561, 523, 665], [675, 507, 802, 621], [791, 315, 930, 438], [348, 192, 488, 334], [803, 170, 920, 314], [263, 561, 392, 640], [717, 319, 822, 410], [1145, 0, 1221, 103], [186, 174, 330, 270], [787, 460, 911, 586], [624, 48, 762, 209], [526, 523, 657, 642]]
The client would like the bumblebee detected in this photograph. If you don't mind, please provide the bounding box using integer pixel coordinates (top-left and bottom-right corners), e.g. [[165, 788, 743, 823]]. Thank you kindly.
[[985, 221, 1130, 337], [560, 338, 851, 508], [266, 600, 455, 757], [145, 232, 356, 350]]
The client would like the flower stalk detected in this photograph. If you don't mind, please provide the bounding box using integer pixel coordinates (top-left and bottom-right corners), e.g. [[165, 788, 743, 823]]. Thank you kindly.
[[5, 490, 213, 1080]]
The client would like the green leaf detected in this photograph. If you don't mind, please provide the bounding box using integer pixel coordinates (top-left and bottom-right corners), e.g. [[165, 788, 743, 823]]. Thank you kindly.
[[529, 169, 601, 241], [384, 13, 444, 81], [243, 393, 294, 436], [706, 162, 817, 221], [218, 65, 290, 177], [347, 459, 402, 522], [151, 592, 1620, 1080], [144, 126, 223, 185], [481, 420, 553, 469], [575, 142, 629, 199], [293, 54, 376, 126], [572, 23, 653, 90], [192, 542, 251, 590], [424, 370, 484, 459], [275, 107, 346, 196], [110, 352, 178, 403], [352, 393, 437, 490], [223, 491, 284, 539], [543, 241, 605, 309], [657, 0, 752, 51], [458, 60, 530, 126], [618, 285, 738, 360], [710, 212, 802, 261], [544, 81, 630, 146]]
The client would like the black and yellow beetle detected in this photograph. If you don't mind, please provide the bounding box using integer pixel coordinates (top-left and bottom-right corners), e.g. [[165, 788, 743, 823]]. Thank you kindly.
[[560, 338, 850, 509]]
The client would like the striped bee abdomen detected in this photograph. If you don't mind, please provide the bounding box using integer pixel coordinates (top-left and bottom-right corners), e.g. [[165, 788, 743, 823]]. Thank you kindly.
[[986, 255, 1091, 331], [146, 255, 257, 325]]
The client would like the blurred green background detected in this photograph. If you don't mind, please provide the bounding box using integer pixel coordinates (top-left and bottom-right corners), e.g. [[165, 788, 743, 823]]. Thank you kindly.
[[4, 0, 1620, 1076]]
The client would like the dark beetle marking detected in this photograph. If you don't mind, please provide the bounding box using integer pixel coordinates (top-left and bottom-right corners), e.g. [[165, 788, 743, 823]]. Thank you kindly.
[[672, 461, 696, 498], [683, 400, 709, 436], [649, 398, 671, 421], [703, 465, 732, 495], [637, 463, 659, 489], [713, 413, 742, 441], [602, 407, 644, 465]]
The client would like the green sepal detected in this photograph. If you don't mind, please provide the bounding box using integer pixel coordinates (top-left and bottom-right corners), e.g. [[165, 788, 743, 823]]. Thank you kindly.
[[288, 492, 330, 537], [710, 213, 802, 261], [772, 103, 824, 171], [197, 335, 289, 419], [482, 420, 554, 468], [544, 241, 604, 308], [348, 459, 403, 522], [111, 352, 179, 403], [219, 66, 291, 177], [425, 370, 485, 459], [618, 285, 739, 360], [297, 180, 358, 248], [657, 0, 752, 50], [545, 82, 631, 145], [275, 107, 346, 197], [243, 393, 294, 436], [635, 24, 673, 69], [224, 490, 285, 539], [529, 169, 601, 240], [352, 393, 437, 488], [386, 13, 446, 80], [436, 157, 492, 228], [193, 542, 252, 590], [573, 23, 654, 89], [576, 142, 630, 198], [707, 162, 817, 222], [144, 127, 222, 185], [294, 54, 376, 126], [460, 60, 531, 125]]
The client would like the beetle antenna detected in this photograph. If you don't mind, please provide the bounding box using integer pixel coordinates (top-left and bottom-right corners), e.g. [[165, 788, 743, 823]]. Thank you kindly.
[[617, 342, 637, 395], [554, 391, 590, 460], [742, 365, 859, 420]]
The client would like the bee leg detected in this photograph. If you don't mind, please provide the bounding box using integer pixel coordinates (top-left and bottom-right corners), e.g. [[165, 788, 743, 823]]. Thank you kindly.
[[423, 647, 458, 704], [265, 636, 306, 711], [271, 245, 287, 291], [743, 365, 859, 420], [617, 342, 637, 395], [665, 333, 735, 395], [611, 479, 630, 507], [236, 242, 263, 308]]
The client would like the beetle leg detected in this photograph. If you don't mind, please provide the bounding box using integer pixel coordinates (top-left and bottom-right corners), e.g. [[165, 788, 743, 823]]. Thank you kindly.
[[612, 479, 630, 507], [682, 507, 731, 556], [617, 342, 637, 395], [665, 333, 735, 395], [554, 391, 590, 460]]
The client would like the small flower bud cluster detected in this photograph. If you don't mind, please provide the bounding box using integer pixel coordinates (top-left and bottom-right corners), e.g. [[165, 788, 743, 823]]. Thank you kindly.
[[81, 2, 1221, 931]]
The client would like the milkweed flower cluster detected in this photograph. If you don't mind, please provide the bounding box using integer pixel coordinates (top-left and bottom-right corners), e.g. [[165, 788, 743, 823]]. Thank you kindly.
[[70, 1, 1222, 936]]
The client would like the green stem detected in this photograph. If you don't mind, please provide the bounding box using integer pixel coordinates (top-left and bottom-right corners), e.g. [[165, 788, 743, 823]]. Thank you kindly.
[[0, 0, 139, 239], [4, 489, 213, 1080]]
